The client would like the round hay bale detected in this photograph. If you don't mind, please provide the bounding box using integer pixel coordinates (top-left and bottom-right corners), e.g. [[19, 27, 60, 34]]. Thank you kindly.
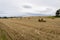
[[38, 18, 46, 22]]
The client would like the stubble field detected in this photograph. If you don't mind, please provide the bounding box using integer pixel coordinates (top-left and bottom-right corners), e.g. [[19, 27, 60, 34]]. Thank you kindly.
[[0, 16, 60, 40]]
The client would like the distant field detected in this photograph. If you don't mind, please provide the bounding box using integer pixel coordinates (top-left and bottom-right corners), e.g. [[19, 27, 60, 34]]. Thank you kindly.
[[0, 16, 60, 40]]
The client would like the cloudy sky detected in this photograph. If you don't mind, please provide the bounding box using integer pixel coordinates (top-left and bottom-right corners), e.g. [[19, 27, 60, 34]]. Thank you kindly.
[[0, 0, 60, 17]]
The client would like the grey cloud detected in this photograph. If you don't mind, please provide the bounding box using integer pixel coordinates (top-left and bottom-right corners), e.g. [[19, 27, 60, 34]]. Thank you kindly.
[[23, 5, 32, 9]]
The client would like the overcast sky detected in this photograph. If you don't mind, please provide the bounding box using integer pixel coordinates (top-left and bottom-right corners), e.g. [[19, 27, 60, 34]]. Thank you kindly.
[[0, 0, 60, 17]]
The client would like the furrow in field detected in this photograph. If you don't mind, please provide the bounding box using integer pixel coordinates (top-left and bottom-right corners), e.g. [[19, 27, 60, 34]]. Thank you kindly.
[[0, 19, 60, 40], [4, 19, 60, 36]]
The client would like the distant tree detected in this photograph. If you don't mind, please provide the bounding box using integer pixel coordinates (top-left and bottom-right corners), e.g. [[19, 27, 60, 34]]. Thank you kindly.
[[56, 9, 60, 17], [0, 17, 2, 18], [10, 17, 13, 18], [3, 16, 8, 19]]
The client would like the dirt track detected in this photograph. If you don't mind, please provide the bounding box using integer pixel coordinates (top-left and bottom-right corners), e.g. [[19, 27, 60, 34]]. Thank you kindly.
[[0, 17, 60, 40]]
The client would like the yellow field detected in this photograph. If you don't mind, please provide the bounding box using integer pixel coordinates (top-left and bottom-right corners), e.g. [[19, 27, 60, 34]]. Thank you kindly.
[[0, 16, 60, 40]]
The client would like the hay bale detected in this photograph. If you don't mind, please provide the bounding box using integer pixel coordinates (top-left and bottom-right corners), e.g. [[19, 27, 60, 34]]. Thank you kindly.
[[51, 17, 55, 19], [38, 18, 46, 22]]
